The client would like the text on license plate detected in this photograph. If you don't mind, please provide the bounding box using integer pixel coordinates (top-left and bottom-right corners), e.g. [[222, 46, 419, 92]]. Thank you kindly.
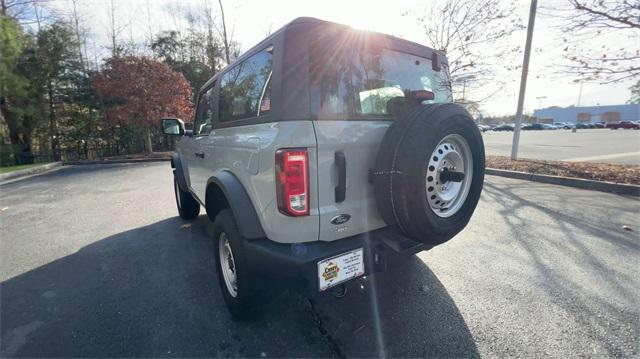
[[317, 248, 365, 291]]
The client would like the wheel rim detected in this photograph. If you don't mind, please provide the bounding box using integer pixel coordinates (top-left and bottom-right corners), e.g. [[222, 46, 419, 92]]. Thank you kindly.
[[218, 232, 238, 297], [425, 134, 473, 218], [174, 178, 182, 209]]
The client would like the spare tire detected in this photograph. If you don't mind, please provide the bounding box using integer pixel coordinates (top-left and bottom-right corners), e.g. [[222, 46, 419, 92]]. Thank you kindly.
[[373, 103, 485, 246]]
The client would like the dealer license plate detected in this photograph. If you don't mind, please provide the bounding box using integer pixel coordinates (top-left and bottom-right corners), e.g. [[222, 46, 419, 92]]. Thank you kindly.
[[317, 248, 365, 291]]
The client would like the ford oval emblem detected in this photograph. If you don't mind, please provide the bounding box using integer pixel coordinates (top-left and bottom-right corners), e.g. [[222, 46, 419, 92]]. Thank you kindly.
[[330, 214, 351, 225]]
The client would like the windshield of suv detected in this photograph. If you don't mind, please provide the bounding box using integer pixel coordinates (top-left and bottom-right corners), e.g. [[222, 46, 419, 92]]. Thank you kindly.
[[311, 45, 452, 119]]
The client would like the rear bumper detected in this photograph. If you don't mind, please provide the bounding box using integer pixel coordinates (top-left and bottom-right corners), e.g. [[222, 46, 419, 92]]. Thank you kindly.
[[243, 228, 431, 295]]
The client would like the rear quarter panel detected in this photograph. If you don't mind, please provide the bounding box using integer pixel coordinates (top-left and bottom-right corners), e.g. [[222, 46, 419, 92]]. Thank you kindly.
[[208, 121, 320, 244]]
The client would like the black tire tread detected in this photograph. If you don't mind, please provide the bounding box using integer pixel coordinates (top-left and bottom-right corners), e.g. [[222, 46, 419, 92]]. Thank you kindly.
[[174, 175, 200, 220], [374, 103, 485, 245]]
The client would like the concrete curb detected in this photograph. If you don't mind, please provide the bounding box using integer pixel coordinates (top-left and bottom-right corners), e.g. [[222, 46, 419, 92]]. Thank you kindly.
[[63, 158, 170, 165], [0, 162, 63, 182], [486, 168, 640, 197]]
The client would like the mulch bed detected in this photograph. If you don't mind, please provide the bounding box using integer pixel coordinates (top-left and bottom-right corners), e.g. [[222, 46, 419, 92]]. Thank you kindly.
[[486, 155, 640, 185]]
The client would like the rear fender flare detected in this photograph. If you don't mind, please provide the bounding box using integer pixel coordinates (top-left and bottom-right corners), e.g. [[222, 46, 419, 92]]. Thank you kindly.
[[206, 171, 266, 239]]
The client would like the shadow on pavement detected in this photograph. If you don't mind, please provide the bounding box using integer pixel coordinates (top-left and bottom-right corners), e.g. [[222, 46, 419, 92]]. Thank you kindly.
[[1, 215, 478, 358], [311, 255, 479, 358], [480, 180, 640, 357]]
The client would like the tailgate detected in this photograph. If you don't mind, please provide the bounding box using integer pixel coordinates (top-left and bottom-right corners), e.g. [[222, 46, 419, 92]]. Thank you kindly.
[[313, 121, 388, 241]]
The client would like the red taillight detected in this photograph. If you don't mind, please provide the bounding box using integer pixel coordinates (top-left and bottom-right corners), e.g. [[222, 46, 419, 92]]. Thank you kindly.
[[275, 148, 309, 216]]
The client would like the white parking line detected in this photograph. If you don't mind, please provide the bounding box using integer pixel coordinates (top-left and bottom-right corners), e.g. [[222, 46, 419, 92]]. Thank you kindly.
[[562, 151, 640, 162]]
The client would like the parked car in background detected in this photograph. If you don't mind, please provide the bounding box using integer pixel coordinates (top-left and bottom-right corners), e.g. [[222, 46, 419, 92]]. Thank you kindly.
[[606, 121, 640, 129], [477, 124, 490, 132], [594, 122, 605, 128], [493, 124, 515, 131], [522, 123, 544, 130], [543, 124, 555, 130], [555, 122, 571, 129], [575, 123, 590, 129]]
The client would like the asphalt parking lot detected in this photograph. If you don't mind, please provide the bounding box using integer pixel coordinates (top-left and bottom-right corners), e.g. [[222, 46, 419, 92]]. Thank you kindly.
[[483, 128, 640, 164], [1, 163, 639, 358]]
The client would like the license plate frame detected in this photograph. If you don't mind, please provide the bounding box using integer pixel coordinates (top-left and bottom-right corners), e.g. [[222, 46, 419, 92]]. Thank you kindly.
[[317, 248, 365, 291]]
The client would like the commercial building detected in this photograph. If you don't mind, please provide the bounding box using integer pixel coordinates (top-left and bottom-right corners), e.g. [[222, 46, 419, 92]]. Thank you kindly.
[[532, 104, 640, 124]]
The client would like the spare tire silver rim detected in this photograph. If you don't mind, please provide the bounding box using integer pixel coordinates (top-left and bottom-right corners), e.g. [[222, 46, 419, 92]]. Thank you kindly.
[[425, 134, 473, 218], [219, 232, 238, 297]]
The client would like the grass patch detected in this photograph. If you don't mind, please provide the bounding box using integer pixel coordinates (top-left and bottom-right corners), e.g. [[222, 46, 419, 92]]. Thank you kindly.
[[0, 163, 47, 174], [486, 156, 640, 185]]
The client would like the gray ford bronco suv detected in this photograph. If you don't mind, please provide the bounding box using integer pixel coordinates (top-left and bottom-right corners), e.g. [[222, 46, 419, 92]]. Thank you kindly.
[[162, 17, 485, 318]]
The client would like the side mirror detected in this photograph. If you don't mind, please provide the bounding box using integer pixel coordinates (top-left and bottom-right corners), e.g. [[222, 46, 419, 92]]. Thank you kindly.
[[161, 118, 185, 136]]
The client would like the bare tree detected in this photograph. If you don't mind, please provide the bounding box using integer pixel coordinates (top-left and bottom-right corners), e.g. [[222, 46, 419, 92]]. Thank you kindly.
[[106, 0, 127, 57], [217, 0, 231, 65], [565, 0, 638, 30], [1, 0, 50, 23], [70, 0, 87, 73], [32, 1, 43, 31], [168, 0, 235, 68], [411, 0, 523, 104], [559, 0, 639, 83], [203, 0, 221, 72], [144, 0, 157, 56]]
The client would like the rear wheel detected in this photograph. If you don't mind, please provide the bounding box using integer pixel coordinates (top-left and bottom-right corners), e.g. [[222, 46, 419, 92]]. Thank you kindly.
[[213, 209, 265, 319], [174, 175, 200, 220]]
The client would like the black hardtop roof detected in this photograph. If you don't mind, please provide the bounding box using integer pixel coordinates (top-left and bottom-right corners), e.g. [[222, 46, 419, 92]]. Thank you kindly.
[[200, 17, 446, 93]]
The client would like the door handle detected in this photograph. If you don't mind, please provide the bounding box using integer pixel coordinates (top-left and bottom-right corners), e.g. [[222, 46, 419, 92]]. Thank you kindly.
[[195, 151, 205, 159], [335, 151, 346, 203]]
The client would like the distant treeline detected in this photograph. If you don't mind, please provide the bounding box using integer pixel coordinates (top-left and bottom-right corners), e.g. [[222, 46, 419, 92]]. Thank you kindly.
[[0, 0, 237, 165]]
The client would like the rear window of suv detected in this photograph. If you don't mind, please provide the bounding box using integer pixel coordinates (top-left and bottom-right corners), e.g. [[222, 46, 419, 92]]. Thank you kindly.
[[310, 41, 452, 119], [219, 47, 273, 122]]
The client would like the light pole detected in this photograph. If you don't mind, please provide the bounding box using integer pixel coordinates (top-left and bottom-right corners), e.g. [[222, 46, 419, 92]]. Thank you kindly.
[[536, 96, 547, 109], [511, 0, 537, 160], [455, 74, 476, 103], [576, 80, 584, 107]]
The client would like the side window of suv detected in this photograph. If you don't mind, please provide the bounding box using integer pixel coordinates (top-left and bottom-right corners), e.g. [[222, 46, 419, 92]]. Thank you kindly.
[[194, 85, 215, 135], [219, 46, 273, 122]]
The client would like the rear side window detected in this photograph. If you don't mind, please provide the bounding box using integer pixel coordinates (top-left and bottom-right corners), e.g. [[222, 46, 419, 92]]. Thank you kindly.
[[311, 44, 452, 119], [219, 47, 273, 122], [194, 85, 215, 135]]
